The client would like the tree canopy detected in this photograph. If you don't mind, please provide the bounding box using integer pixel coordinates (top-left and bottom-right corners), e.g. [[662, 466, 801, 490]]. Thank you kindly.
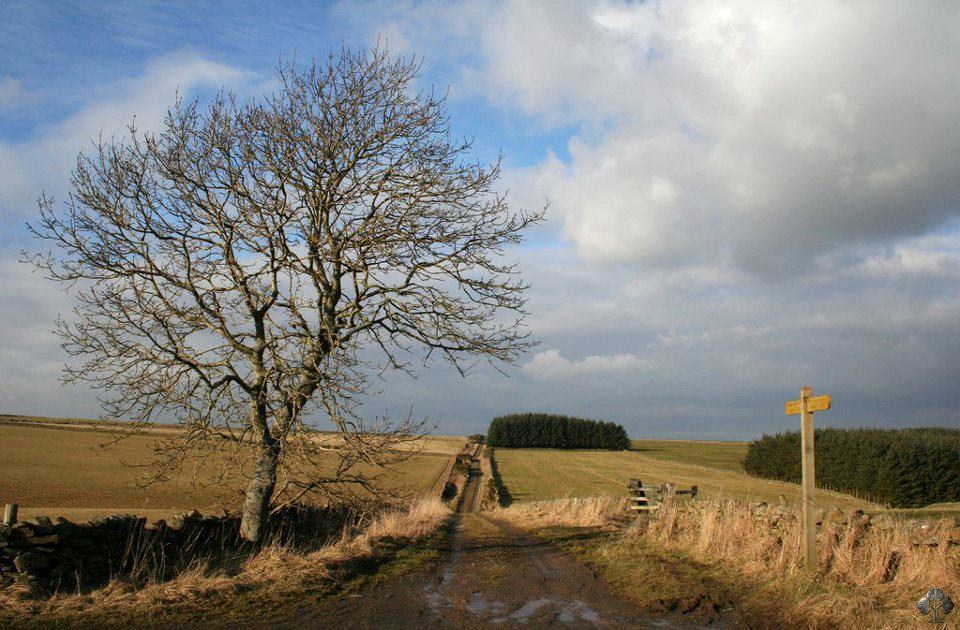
[[742, 427, 960, 508], [26, 47, 543, 540], [487, 413, 631, 450]]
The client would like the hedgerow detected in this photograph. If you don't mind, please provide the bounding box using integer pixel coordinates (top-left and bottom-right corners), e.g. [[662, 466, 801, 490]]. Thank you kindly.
[[742, 427, 960, 507], [486, 413, 630, 450]]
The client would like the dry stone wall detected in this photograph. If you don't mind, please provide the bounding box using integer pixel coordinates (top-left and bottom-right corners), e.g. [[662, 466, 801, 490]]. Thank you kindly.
[[0, 504, 352, 594], [673, 499, 960, 548]]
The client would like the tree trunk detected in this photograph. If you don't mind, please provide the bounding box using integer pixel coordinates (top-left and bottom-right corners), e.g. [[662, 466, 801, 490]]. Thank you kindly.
[[240, 437, 280, 542]]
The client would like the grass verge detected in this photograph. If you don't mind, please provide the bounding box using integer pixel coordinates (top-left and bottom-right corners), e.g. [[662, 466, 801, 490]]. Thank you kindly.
[[490, 496, 959, 628], [0, 499, 450, 629]]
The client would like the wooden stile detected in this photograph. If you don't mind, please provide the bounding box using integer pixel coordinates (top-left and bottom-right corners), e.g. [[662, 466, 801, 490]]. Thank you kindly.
[[627, 479, 697, 513]]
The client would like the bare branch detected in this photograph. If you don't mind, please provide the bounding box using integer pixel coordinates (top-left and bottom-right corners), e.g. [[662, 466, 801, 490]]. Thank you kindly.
[[23, 45, 544, 541]]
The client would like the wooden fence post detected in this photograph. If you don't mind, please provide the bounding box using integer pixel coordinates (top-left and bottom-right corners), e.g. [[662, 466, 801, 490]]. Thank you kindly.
[[3, 503, 18, 525]]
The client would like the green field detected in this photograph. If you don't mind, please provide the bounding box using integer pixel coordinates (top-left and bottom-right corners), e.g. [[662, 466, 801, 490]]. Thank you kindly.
[[492, 445, 873, 510], [630, 439, 748, 472], [0, 420, 454, 522]]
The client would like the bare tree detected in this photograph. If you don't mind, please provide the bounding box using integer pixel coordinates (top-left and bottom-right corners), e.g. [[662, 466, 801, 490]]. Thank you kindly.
[[25, 47, 543, 541]]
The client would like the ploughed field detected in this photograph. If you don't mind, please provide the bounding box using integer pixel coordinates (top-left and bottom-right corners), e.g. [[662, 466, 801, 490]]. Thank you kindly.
[[0, 416, 457, 522], [493, 441, 875, 510]]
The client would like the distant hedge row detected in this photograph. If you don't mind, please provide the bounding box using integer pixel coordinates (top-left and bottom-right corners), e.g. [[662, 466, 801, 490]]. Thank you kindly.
[[742, 427, 960, 508], [487, 413, 630, 450]]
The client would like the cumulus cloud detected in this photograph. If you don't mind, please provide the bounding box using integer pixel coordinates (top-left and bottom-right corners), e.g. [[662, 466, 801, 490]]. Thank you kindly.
[[522, 349, 648, 380], [343, 1, 960, 435], [473, 1, 960, 274], [5, 8, 960, 439]]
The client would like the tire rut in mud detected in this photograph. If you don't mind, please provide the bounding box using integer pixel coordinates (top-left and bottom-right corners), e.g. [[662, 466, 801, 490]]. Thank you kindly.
[[456, 460, 483, 513], [292, 513, 678, 628]]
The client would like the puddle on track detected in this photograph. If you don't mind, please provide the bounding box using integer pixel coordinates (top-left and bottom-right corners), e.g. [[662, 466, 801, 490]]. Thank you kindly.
[[492, 597, 603, 625], [420, 516, 684, 628], [287, 513, 728, 629]]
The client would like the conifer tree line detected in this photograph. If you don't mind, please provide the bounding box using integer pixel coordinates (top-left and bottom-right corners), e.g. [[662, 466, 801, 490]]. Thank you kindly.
[[742, 427, 960, 508], [486, 413, 631, 450]]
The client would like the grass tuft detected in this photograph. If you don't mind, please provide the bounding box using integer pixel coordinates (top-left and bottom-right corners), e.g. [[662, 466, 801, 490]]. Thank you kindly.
[[489, 496, 629, 529]]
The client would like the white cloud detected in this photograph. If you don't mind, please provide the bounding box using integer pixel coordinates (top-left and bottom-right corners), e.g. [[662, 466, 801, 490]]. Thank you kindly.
[[0, 259, 83, 416], [497, 238, 960, 435], [848, 235, 960, 279], [523, 349, 648, 380], [468, 1, 960, 274], [5, 12, 960, 438]]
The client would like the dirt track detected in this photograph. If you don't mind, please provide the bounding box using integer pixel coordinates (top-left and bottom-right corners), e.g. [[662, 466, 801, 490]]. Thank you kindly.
[[457, 459, 483, 514], [278, 450, 740, 628], [293, 513, 680, 628]]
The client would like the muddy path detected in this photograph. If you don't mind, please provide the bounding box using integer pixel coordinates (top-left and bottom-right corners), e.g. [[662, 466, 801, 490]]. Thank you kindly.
[[290, 513, 687, 628], [457, 458, 483, 514]]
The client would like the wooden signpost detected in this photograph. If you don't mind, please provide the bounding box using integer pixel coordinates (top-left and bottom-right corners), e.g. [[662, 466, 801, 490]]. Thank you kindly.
[[784, 386, 831, 569]]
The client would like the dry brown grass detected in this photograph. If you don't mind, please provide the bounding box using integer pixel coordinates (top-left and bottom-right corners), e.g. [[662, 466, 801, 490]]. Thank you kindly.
[[0, 423, 453, 522], [492, 496, 959, 628], [0, 416, 466, 452], [360, 498, 452, 542], [635, 498, 959, 627], [489, 496, 629, 529], [0, 498, 450, 628]]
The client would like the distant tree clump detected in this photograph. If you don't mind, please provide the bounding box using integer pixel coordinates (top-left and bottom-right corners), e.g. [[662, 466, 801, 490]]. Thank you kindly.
[[742, 427, 960, 508], [486, 413, 630, 450]]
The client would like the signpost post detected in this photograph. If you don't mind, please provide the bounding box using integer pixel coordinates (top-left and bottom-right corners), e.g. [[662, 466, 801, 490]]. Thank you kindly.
[[784, 386, 831, 569]]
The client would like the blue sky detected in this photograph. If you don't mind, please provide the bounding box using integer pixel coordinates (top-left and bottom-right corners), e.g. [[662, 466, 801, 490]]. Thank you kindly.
[[0, 1, 571, 165], [0, 1, 574, 255], [2, 1, 960, 439]]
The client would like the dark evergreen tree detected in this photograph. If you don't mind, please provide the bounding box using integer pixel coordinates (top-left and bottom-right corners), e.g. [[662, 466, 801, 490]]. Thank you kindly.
[[742, 427, 960, 507], [486, 413, 630, 450]]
